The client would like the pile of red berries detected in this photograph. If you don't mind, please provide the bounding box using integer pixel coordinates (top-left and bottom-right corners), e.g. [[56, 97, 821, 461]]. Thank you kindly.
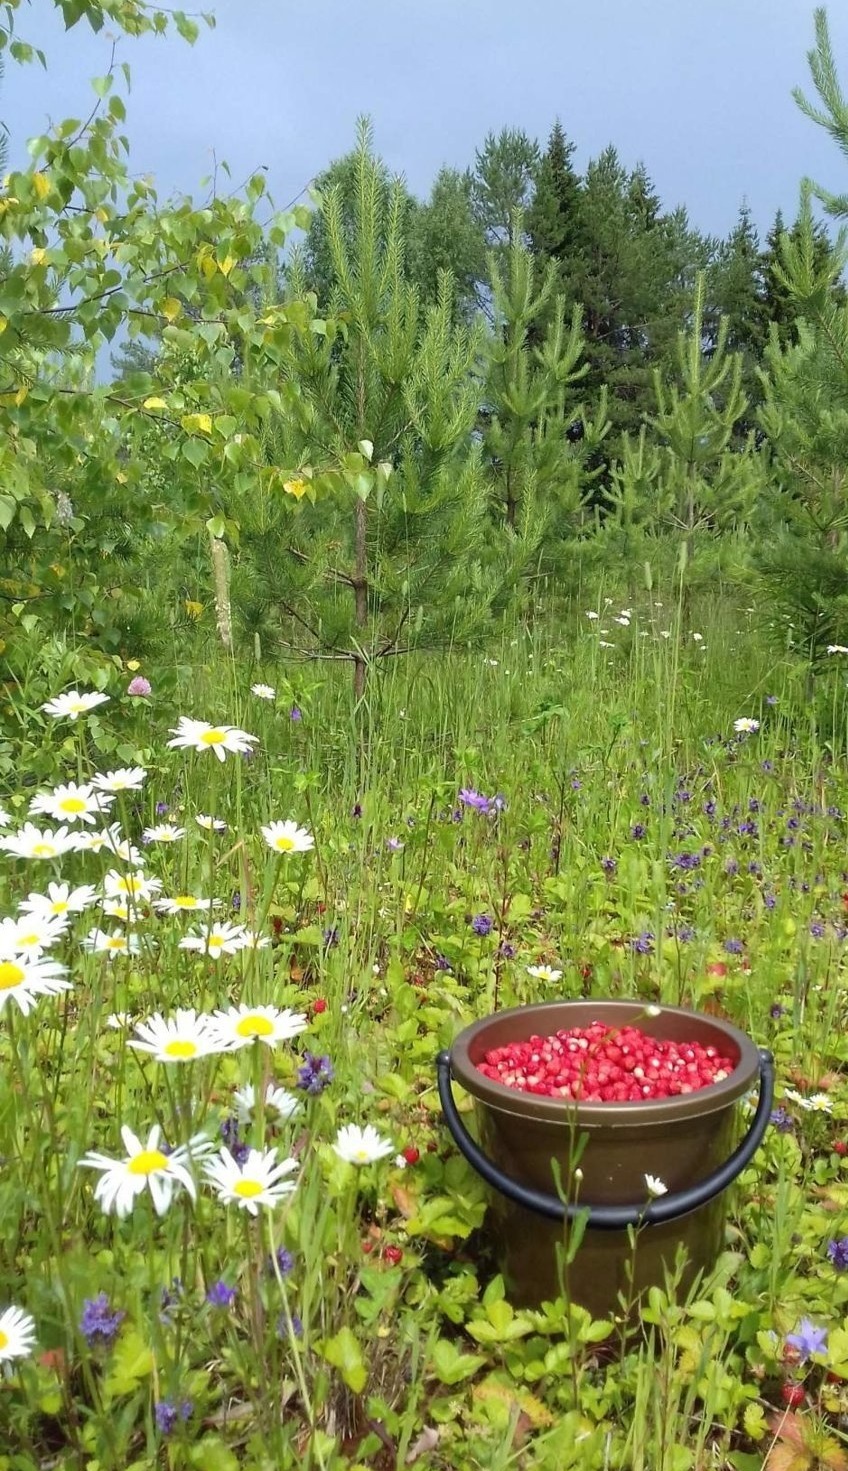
[[476, 1022, 736, 1102]]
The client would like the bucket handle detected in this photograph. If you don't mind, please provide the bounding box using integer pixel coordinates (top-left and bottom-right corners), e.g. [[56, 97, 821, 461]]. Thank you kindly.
[[436, 1047, 775, 1231]]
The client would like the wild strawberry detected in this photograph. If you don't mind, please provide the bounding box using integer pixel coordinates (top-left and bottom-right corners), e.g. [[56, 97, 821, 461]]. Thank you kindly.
[[835, 1141, 848, 1157], [780, 1383, 806, 1408], [312, 998, 328, 1015], [383, 1245, 403, 1266], [402, 1146, 420, 1165]]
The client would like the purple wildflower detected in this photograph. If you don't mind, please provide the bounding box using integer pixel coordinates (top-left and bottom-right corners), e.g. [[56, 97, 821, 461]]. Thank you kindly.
[[296, 1052, 334, 1095], [268, 1247, 294, 1278], [434, 953, 452, 971], [769, 1004, 786, 1019], [458, 788, 491, 813], [155, 801, 169, 816], [786, 1319, 828, 1362], [290, 707, 302, 722], [127, 676, 151, 697], [723, 938, 743, 955], [497, 940, 516, 960], [770, 1107, 794, 1133], [352, 803, 363, 819], [277, 1311, 303, 1339], [155, 1399, 192, 1436], [671, 852, 701, 871], [471, 914, 493, 937], [385, 837, 404, 852], [600, 856, 617, 874], [322, 925, 340, 949], [827, 1238, 848, 1270], [630, 823, 647, 840], [79, 1293, 125, 1348], [630, 931, 654, 955], [220, 1117, 249, 1166], [206, 1281, 236, 1308]]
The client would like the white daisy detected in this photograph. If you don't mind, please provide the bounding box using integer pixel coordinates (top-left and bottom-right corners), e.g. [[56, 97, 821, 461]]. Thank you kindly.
[[101, 899, 133, 922], [41, 689, 109, 721], [238, 930, 271, 950], [154, 894, 219, 916], [129, 1009, 226, 1063], [261, 820, 314, 855], [233, 1082, 300, 1122], [827, 645, 848, 655], [106, 1012, 133, 1029], [733, 718, 760, 735], [0, 808, 10, 826], [0, 954, 71, 1015], [644, 1174, 668, 1198], [81, 928, 142, 959], [251, 683, 276, 700], [0, 823, 80, 860], [0, 1305, 37, 1363], [167, 717, 258, 763], [195, 814, 227, 832], [19, 882, 98, 920], [0, 913, 68, 958], [526, 964, 563, 983], [73, 823, 124, 856], [784, 1088, 833, 1114], [142, 823, 186, 844], [100, 832, 145, 866], [103, 870, 162, 903], [332, 1123, 394, 1166], [209, 1003, 308, 1050], [91, 767, 147, 793], [179, 921, 246, 957], [29, 781, 113, 827], [78, 1123, 211, 1217], [203, 1146, 298, 1215]]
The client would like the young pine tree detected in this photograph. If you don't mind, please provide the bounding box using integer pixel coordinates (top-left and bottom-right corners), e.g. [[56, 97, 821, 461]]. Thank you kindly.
[[481, 229, 608, 556], [231, 124, 525, 698]]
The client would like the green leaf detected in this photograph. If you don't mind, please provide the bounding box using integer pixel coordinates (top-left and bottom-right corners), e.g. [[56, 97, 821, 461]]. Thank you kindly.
[[0, 495, 16, 530], [430, 1338, 485, 1385], [321, 1327, 367, 1393]]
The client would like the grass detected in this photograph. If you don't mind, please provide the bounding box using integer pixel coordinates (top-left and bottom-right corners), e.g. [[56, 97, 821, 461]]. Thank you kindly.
[[2, 587, 848, 1470]]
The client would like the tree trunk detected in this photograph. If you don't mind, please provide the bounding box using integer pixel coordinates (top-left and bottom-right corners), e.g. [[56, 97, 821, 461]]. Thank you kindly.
[[353, 496, 368, 699]]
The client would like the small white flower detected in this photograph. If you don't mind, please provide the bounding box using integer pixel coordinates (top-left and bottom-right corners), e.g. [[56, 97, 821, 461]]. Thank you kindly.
[[41, 689, 109, 721], [142, 823, 186, 844], [0, 823, 80, 860], [0, 808, 10, 827], [0, 1305, 37, 1363], [203, 1146, 298, 1214], [167, 716, 258, 763], [526, 964, 563, 983], [209, 1003, 308, 1049], [78, 1123, 211, 1217], [82, 928, 142, 959], [19, 882, 98, 919], [660, 630, 671, 639], [251, 683, 276, 700], [733, 718, 760, 735], [103, 869, 161, 903], [827, 645, 848, 655], [238, 929, 271, 950], [91, 767, 147, 793], [585, 611, 599, 620], [261, 820, 315, 855], [155, 894, 219, 916], [332, 1123, 394, 1166], [0, 954, 71, 1015], [0, 913, 67, 958], [599, 641, 615, 649], [233, 1082, 300, 1121], [195, 813, 227, 831], [614, 615, 631, 627], [106, 1012, 133, 1029], [179, 921, 246, 957], [644, 1174, 668, 1198], [129, 1009, 226, 1063], [692, 633, 703, 643], [29, 781, 113, 827], [394, 1153, 408, 1169], [785, 1088, 833, 1113], [73, 823, 123, 856], [644, 1004, 662, 1018]]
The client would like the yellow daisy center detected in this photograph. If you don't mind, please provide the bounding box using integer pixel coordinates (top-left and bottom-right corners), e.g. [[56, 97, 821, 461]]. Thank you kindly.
[[233, 1178, 263, 1199], [274, 836, 295, 851], [128, 1149, 167, 1176], [59, 797, 86, 814], [32, 843, 55, 857], [163, 1039, 198, 1059], [69, 701, 86, 713], [208, 937, 223, 950], [174, 896, 197, 908], [0, 961, 25, 990], [51, 901, 69, 914], [0, 1330, 7, 1350], [354, 1150, 370, 1163], [199, 729, 227, 746], [106, 938, 127, 951], [235, 1015, 274, 1038]]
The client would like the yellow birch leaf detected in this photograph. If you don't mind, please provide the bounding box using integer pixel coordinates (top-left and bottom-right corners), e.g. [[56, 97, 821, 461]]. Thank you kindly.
[[32, 172, 50, 200], [143, 397, 168, 411]]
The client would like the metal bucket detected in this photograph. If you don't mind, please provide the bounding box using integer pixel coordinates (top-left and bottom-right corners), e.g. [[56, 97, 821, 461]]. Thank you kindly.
[[437, 1000, 774, 1315]]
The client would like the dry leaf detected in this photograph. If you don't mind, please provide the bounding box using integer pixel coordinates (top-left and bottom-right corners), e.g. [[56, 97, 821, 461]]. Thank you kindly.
[[406, 1425, 440, 1464]]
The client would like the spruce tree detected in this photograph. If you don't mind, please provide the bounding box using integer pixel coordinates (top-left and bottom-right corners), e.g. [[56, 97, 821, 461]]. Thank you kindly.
[[526, 121, 584, 269]]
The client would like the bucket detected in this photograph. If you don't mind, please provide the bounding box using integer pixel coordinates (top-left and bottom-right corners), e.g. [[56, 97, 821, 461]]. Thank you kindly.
[[437, 1000, 774, 1316]]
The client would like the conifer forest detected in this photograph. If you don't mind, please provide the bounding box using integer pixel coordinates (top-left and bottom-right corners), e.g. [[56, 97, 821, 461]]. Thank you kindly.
[[4, 3, 848, 1468]]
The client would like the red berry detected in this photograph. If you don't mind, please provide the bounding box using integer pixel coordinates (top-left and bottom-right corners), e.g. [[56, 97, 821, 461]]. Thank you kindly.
[[780, 1383, 806, 1408], [835, 1141, 848, 1157], [361, 1240, 374, 1255], [402, 1146, 420, 1165], [383, 1245, 403, 1266], [312, 998, 328, 1014]]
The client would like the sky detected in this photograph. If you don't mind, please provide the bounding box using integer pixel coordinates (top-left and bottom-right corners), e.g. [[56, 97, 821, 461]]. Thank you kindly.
[[5, 0, 848, 241]]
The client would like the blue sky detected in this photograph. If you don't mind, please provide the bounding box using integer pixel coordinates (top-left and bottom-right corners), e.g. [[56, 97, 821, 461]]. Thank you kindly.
[[5, 0, 848, 239]]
